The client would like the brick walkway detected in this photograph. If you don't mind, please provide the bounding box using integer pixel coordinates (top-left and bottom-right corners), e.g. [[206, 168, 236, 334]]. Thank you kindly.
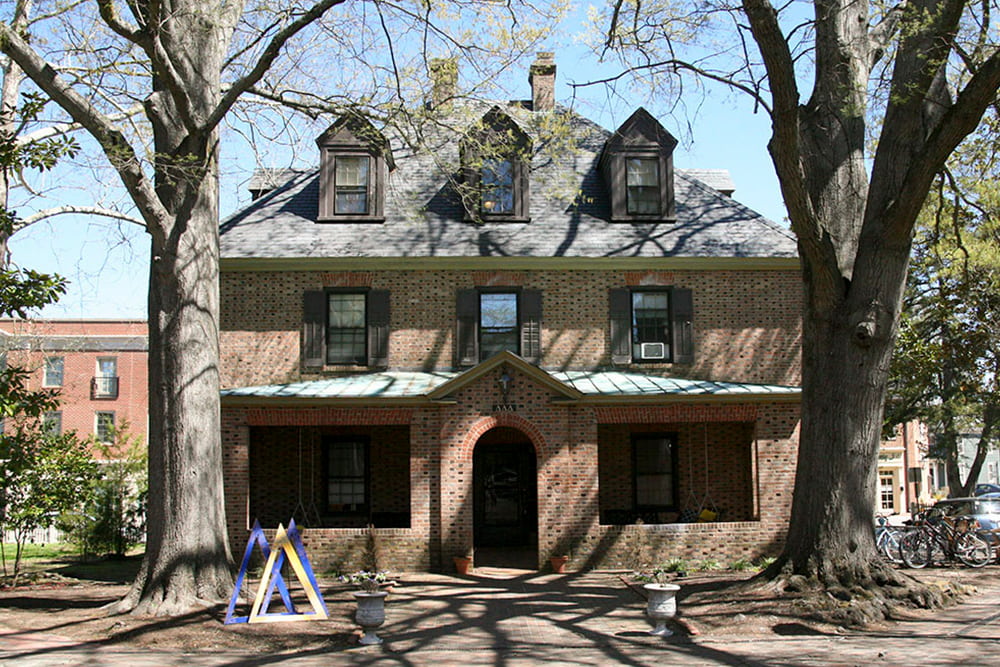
[[2, 568, 999, 666]]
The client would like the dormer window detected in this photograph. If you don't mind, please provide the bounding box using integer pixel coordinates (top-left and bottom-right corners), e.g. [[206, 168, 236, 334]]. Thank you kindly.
[[460, 107, 531, 222], [600, 108, 677, 222], [316, 114, 393, 222]]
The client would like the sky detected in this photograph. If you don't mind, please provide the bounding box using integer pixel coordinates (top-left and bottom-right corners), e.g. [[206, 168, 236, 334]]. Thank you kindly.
[[8, 11, 786, 321]]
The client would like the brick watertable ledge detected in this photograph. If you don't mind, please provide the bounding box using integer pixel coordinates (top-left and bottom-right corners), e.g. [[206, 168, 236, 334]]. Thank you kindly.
[[246, 407, 415, 426], [595, 405, 758, 424], [601, 520, 761, 534]]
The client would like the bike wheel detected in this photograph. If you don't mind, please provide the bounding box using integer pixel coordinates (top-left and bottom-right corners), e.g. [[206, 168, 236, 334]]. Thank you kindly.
[[876, 527, 903, 564], [954, 532, 993, 568], [899, 530, 932, 568]]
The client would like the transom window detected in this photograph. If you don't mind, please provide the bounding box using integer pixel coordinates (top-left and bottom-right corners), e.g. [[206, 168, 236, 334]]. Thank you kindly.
[[634, 435, 676, 509], [324, 438, 368, 514], [632, 291, 670, 361], [327, 292, 367, 365], [626, 157, 660, 214], [43, 356, 64, 387], [479, 292, 519, 359], [334, 156, 370, 215], [481, 158, 515, 215]]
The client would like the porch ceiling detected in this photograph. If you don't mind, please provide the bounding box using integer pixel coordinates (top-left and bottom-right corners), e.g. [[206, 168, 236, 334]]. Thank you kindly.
[[221, 369, 800, 404]]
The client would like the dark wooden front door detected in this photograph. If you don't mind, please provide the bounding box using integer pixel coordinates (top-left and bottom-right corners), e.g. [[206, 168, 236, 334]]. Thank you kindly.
[[473, 440, 537, 548]]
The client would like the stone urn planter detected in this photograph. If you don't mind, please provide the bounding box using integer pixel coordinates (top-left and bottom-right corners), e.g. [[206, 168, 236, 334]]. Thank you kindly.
[[644, 583, 680, 636], [353, 591, 388, 645]]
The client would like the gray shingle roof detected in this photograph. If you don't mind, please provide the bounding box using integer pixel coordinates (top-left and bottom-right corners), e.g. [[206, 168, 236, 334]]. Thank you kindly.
[[220, 103, 796, 260]]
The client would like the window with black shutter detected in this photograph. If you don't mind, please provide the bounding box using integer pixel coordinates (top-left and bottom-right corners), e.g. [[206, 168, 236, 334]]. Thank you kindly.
[[455, 288, 542, 366], [608, 287, 693, 364], [302, 289, 390, 369]]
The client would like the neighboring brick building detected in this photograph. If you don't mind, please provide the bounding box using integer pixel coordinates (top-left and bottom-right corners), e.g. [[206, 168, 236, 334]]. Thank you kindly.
[[0, 319, 148, 450], [218, 54, 803, 572]]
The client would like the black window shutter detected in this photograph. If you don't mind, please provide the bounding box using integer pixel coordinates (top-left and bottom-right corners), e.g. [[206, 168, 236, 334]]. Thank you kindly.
[[367, 290, 390, 368], [671, 288, 694, 364], [456, 289, 479, 367], [520, 289, 542, 364], [516, 157, 531, 220], [303, 290, 326, 368], [609, 288, 632, 365]]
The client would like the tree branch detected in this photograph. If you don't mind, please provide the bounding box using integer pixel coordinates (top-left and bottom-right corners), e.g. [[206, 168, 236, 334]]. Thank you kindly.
[[17, 205, 145, 230], [96, 0, 145, 45], [0, 22, 167, 232], [206, 0, 347, 131], [16, 102, 145, 144]]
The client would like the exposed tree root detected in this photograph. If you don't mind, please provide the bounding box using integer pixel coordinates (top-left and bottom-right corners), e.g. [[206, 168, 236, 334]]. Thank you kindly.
[[734, 555, 965, 628]]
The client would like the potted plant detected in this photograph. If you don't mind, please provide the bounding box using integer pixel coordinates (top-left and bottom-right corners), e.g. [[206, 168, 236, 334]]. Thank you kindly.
[[340, 570, 390, 645]]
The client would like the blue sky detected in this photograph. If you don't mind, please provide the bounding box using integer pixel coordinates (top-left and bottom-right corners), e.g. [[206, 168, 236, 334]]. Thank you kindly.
[[8, 18, 786, 320]]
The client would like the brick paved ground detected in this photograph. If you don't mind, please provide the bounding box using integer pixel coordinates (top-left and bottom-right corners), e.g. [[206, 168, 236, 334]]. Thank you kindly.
[[2, 567, 998, 666]]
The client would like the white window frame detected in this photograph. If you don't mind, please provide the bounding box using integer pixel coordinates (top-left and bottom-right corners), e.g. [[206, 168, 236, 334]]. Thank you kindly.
[[43, 356, 64, 387]]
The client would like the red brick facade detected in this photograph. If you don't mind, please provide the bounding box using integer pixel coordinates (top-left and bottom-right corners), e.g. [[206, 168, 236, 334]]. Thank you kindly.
[[0, 319, 148, 452], [220, 267, 802, 388], [220, 265, 802, 573]]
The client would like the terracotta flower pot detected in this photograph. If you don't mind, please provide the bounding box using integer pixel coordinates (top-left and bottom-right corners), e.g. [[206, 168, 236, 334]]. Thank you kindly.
[[453, 556, 472, 575], [550, 555, 569, 573]]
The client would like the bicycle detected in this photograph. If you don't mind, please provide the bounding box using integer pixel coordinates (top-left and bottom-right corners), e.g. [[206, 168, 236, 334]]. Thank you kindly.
[[874, 516, 904, 565], [898, 511, 993, 568]]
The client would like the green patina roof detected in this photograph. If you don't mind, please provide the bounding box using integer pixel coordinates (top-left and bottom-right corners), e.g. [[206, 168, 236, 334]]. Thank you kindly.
[[221, 370, 799, 401]]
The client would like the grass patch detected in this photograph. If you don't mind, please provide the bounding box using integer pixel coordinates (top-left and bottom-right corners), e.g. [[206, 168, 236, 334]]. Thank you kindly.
[[1, 541, 76, 563]]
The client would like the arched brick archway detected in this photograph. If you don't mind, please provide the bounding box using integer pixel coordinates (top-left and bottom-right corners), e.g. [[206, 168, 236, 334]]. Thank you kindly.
[[457, 413, 547, 460], [466, 418, 541, 569]]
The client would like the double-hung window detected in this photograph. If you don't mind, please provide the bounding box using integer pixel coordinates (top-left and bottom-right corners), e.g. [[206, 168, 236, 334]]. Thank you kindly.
[[327, 292, 367, 365], [479, 292, 519, 359], [43, 411, 62, 435], [631, 291, 670, 361], [626, 157, 660, 214], [333, 156, 370, 215], [44, 356, 64, 387], [96, 411, 115, 443], [480, 158, 515, 215], [633, 434, 677, 510], [93, 357, 119, 399], [324, 437, 368, 515]]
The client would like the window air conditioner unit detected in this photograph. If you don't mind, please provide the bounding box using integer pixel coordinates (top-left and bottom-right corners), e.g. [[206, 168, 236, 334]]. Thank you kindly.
[[639, 342, 666, 360]]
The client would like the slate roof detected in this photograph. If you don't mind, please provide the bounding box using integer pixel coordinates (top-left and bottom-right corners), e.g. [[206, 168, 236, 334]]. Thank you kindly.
[[220, 370, 800, 401], [220, 102, 796, 261]]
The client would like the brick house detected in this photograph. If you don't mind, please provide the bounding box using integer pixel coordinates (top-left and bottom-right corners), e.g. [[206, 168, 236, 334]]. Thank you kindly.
[[219, 54, 802, 572], [0, 319, 148, 451]]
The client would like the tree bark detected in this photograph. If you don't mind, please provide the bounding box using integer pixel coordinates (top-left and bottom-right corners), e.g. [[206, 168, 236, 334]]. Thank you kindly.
[[743, 0, 1000, 606]]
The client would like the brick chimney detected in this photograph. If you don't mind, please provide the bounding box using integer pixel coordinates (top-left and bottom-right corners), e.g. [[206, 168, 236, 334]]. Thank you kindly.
[[529, 52, 556, 112], [429, 58, 458, 110]]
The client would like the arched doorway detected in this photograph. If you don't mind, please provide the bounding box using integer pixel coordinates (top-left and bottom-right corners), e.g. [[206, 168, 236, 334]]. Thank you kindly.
[[473, 427, 538, 568]]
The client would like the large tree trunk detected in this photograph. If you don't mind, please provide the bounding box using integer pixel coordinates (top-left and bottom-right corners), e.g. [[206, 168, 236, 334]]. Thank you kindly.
[[115, 2, 236, 615]]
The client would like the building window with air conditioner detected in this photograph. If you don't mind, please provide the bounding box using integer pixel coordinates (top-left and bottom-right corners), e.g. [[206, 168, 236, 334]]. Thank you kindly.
[[609, 287, 694, 365]]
